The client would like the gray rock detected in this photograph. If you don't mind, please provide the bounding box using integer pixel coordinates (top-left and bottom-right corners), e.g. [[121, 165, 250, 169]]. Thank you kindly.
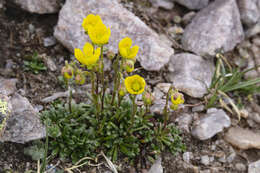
[[183, 152, 193, 163], [182, 0, 244, 56], [172, 0, 208, 10], [192, 105, 205, 112], [150, 99, 166, 115], [237, 0, 260, 27], [150, 0, 174, 10], [235, 163, 247, 172], [182, 11, 196, 25], [192, 108, 231, 140], [226, 152, 236, 163], [246, 21, 260, 38], [0, 78, 18, 96], [249, 160, 260, 173], [9, 0, 62, 14], [0, 94, 12, 137], [155, 83, 171, 94], [148, 157, 163, 173], [54, 0, 174, 71], [41, 91, 69, 103], [43, 36, 57, 47], [175, 113, 193, 133], [167, 53, 214, 98], [224, 127, 260, 150], [201, 155, 210, 165], [1, 93, 45, 143]]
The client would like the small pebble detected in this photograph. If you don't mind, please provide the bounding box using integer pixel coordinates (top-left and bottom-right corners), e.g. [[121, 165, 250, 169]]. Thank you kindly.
[[43, 36, 57, 47], [201, 155, 210, 165], [235, 163, 246, 172], [173, 15, 182, 24]]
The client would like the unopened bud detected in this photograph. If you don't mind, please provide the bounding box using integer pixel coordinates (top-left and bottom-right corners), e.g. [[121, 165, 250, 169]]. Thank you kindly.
[[123, 59, 134, 73], [75, 73, 85, 85], [118, 83, 127, 97], [142, 91, 154, 106], [107, 51, 115, 60], [61, 65, 74, 79]]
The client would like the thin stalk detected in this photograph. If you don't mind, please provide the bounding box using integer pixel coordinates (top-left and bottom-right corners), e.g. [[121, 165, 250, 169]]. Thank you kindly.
[[129, 95, 137, 133], [111, 54, 119, 105], [91, 71, 100, 119], [40, 125, 48, 173], [100, 46, 105, 111], [65, 79, 72, 113], [163, 86, 173, 130]]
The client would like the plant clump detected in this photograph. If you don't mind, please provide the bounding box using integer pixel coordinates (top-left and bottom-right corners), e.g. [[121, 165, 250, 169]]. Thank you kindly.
[[41, 14, 185, 164]]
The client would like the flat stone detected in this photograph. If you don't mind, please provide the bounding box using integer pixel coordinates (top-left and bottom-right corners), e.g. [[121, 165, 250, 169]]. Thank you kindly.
[[0, 94, 12, 137], [248, 160, 260, 173], [175, 113, 193, 133], [237, 0, 260, 27], [172, 0, 208, 10], [9, 0, 62, 14], [182, 0, 244, 56], [1, 93, 45, 143], [43, 36, 57, 47], [246, 21, 260, 38], [0, 78, 18, 96], [148, 157, 163, 173], [192, 108, 231, 140], [201, 155, 210, 165], [150, 0, 174, 10], [167, 53, 214, 98], [224, 127, 260, 150], [54, 0, 174, 71]]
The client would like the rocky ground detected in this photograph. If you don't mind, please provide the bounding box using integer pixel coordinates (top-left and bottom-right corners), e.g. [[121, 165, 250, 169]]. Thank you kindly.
[[0, 0, 260, 172]]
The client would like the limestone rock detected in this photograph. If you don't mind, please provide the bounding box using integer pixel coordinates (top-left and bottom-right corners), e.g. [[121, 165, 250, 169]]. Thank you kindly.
[[248, 160, 260, 173], [0, 78, 18, 96], [182, 0, 244, 56], [172, 0, 208, 10], [237, 0, 260, 27], [167, 53, 214, 98], [192, 108, 231, 140], [9, 0, 62, 14], [224, 127, 260, 150], [1, 93, 45, 143], [54, 0, 174, 71]]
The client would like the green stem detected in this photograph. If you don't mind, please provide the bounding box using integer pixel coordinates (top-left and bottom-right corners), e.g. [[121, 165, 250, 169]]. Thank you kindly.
[[40, 125, 48, 173], [129, 95, 137, 133], [91, 72, 99, 119], [65, 79, 72, 113], [100, 46, 105, 111], [163, 86, 173, 130], [111, 54, 119, 105]]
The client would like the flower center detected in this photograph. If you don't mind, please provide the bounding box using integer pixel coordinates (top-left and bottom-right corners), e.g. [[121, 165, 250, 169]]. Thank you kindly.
[[132, 82, 141, 92]]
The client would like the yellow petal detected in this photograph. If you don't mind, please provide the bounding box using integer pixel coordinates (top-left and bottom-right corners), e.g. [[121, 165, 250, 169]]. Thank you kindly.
[[83, 42, 94, 56], [129, 45, 139, 59], [74, 48, 86, 65], [119, 37, 132, 49]]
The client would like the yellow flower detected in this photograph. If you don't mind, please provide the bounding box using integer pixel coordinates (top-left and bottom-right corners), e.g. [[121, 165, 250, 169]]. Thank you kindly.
[[74, 42, 101, 68], [88, 22, 111, 45], [171, 92, 184, 105], [82, 14, 102, 33], [125, 75, 146, 95], [119, 37, 139, 59]]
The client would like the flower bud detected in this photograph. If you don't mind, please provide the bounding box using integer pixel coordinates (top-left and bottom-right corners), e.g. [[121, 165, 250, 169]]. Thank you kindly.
[[75, 73, 85, 85], [61, 64, 74, 79], [142, 90, 154, 106], [118, 83, 127, 97], [123, 59, 135, 73], [107, 51, 115, 60]]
